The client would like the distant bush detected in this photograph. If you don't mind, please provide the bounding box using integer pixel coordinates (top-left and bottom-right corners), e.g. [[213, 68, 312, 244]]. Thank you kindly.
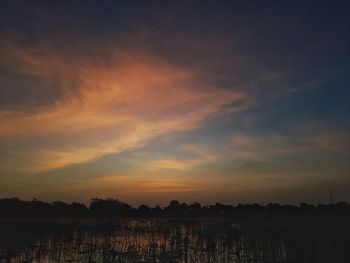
[[0, 197, 349, 218]]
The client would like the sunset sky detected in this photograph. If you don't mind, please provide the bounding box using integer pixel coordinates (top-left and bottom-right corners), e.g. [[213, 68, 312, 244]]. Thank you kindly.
[[0, 1, 349, 205]]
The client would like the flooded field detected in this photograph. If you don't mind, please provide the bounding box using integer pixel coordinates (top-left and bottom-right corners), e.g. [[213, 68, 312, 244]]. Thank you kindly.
[[0, 216, 349, 263]]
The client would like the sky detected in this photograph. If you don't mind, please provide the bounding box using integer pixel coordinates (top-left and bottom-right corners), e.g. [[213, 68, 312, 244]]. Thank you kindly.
[[0, 1, 349, 206]]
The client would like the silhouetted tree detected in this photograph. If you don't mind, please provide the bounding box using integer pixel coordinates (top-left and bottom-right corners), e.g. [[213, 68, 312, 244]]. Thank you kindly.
[[89, 198, 132, 217], [152, 205, 162, 214], [137, 204, 152, 216], [0, 197, 349, 218]]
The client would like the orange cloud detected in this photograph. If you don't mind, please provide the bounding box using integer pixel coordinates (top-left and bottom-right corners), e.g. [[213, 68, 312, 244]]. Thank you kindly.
[[0, 42, 248, 172]]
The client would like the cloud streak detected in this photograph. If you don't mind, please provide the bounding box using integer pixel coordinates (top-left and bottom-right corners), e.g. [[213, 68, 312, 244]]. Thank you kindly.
[[0, 41, 249, 172]]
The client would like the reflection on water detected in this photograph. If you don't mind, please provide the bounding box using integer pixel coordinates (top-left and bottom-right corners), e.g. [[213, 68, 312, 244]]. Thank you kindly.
[[0, 217, 349, 262]]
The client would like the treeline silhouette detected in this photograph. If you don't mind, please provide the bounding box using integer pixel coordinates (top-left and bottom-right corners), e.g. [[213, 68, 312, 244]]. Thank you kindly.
[[0, 197, 349, 218]]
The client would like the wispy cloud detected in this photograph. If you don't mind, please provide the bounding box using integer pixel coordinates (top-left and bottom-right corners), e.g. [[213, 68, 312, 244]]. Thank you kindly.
[[140, 129, 350, 175], [0, 41, 250, 172]]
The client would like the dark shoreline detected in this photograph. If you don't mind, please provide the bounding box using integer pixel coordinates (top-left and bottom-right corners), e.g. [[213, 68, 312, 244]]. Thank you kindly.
[[1, 197, 349, 219]]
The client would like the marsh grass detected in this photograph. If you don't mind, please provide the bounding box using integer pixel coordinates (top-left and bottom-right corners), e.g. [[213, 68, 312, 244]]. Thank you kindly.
[[0, 215, 349, 263]]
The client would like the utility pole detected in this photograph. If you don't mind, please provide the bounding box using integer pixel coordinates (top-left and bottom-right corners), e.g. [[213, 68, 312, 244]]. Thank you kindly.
[[329, 190, 334, 204]]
